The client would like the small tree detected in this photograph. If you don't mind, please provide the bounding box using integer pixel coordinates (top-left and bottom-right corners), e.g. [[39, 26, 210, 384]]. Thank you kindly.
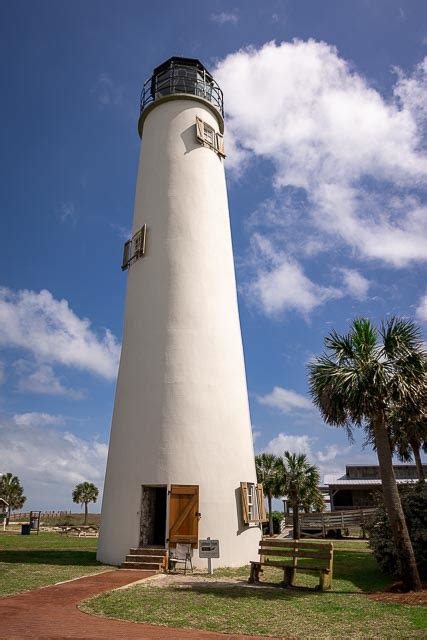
[[281, 451, 320, 539], [255, 453, 283, 536], [72, 482, 99, 524], [0, 473, 26, 524]]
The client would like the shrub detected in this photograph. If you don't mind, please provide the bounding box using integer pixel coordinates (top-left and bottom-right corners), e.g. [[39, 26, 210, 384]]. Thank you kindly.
[[367, 484, 427, 578], [262, 511, 284, 535]]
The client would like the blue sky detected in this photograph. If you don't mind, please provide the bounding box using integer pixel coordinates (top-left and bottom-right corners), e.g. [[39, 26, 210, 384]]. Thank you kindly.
[[0, 0, 426, 511]]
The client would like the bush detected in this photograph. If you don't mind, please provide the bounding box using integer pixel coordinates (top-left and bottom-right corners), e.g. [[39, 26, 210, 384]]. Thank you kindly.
[[262, 511, 284, 535], [367, 484, 427, 578]]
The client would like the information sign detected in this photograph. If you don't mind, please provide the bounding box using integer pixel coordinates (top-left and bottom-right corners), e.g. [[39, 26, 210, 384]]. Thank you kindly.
[[199, 538, 220, 558]]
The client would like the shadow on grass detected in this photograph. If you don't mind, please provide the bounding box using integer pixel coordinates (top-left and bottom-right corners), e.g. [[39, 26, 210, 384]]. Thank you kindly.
[[166, 583, 323, 601], [0, 549, 100, 567], [207, 548, 391, 596], [333, 549, 391, 592]]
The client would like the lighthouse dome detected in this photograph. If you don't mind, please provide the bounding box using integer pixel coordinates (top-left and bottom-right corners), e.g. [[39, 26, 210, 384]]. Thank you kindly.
[[139, 56, 224, 136]]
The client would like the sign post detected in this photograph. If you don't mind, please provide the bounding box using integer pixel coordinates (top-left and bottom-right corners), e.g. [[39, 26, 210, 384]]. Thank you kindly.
[[199, 537, 220, 575]]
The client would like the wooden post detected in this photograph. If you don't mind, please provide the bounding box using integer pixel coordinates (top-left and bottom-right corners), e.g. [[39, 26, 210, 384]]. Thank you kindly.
[[321, 512, 326, 538], [360, 509, 366, 539]]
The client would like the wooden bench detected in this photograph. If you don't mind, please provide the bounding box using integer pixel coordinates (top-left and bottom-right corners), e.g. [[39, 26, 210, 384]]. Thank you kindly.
[[249, 538, 334, 591]]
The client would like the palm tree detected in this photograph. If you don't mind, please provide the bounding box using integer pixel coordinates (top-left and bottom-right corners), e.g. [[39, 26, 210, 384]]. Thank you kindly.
[[308, 317, 425, 592], [255, 453, 283, 536], [0, 473, 26, 524], [72, 482, 99, 524], [281, 451, 320, 539], [390, 411, 426, 482]]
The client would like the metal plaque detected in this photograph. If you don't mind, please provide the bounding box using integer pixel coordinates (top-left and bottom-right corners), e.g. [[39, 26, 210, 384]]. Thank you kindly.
[[199, 538, 220, 558]]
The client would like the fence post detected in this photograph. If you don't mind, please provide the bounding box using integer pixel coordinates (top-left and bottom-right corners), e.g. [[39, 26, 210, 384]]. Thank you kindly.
[[360, 509, 366, 539]]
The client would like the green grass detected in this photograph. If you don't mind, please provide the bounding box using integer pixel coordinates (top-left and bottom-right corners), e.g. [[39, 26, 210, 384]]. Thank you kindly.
[[0, 531, 108, 597], [81, 540, 427, 639]]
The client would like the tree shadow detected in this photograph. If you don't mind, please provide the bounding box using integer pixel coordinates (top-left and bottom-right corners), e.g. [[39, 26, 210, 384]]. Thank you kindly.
[[168, 583, 322, 601], [0, 549, 100, 567]]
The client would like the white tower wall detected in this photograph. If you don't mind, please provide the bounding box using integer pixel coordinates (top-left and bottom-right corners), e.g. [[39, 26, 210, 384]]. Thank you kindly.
[[98, 93, 260, 567]]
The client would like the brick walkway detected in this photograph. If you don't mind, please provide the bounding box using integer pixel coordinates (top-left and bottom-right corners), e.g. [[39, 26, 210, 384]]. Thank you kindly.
[[0, 570, 278, 639]]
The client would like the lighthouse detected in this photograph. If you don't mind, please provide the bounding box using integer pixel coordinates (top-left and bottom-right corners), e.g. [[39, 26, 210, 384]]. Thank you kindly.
[[98, 57, 264, 569]]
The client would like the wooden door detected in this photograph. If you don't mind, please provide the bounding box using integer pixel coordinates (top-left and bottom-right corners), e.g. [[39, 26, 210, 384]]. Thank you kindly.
[[169, 485, 199, 546]]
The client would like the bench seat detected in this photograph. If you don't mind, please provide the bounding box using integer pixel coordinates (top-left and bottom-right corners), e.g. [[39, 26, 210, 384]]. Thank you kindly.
[[249, 539, 334, 591]]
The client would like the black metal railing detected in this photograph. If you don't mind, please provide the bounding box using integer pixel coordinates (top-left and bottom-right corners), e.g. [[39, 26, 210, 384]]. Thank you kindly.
[[140, 61, 223, 116]]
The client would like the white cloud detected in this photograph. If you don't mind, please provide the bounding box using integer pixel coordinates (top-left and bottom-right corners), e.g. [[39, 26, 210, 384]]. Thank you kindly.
[[0, 360, 5, 385], [211, 11, 238, 25], [252, 426, 261, 444], [340, 268, 370, 300], [215, 41, 427, 267], [92, 73, 125, 107], [246, 234, 342, 317], [0, 288, 120, 380], [13, 412, 65, 428], [16, 362, 83, 399], [0, 416, 107, 510], [415, 294, 427, 322], [109, 222, 131, 240], [394, 58, 427, 128], [316, 443, 352, 463], [258, 386, 313, 413], [263, 431, 355, 482], [59, 201, 77, 225], [265, 433, 313, 456]]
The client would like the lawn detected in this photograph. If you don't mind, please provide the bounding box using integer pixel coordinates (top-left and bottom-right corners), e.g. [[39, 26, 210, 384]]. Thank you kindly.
[[81, 540, 427, 639], [0, 531, 108, 597]]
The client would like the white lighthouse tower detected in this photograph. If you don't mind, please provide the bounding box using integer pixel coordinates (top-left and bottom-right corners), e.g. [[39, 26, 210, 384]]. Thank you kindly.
[[98, 57, 264, 569]]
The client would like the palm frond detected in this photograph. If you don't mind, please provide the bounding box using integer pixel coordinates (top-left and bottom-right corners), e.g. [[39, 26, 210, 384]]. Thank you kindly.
[[380, 317, 424, 360], [324, 330, 354, 363]]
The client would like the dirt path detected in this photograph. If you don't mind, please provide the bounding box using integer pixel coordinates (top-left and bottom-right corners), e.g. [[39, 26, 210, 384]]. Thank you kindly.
[[0, 570, 278, 639]]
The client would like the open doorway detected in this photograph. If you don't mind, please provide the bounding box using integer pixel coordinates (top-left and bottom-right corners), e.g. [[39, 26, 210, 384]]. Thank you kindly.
[[140, 485, 167, 547]]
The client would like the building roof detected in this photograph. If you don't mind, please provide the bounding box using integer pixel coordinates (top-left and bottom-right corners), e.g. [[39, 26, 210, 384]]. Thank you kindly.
[[329, 478, 418, 487]]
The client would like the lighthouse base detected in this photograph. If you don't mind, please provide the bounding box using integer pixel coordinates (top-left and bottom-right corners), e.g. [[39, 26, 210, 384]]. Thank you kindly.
[[98, 481, 262, 569]]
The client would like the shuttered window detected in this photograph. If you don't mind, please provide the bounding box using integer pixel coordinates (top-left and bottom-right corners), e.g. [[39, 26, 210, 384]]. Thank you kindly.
[[240, 482, 268, 525], [216, 133, 226, 158], [195, 116, 226, 158], [121, 224, 147, 271]]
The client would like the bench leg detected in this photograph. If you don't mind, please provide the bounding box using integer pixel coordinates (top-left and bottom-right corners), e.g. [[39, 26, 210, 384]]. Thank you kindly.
[[249, 563, 261, 584], [249, 563, 256, 584], [317, 571, 331, 592], [283, 567, 295, 587]]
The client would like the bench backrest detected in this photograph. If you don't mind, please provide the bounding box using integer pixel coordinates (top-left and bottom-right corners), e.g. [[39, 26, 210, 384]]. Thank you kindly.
[[259, 538, 333, 572]]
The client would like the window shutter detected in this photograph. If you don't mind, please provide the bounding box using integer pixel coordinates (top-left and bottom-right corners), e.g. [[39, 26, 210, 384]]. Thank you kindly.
[[216, 133, 226, 158], [121, 240, 131, 271], [240, 482, 249, 524], [196, 116, 204, 143], [132, 224, 147, 258], [256, 484, 268, 523]]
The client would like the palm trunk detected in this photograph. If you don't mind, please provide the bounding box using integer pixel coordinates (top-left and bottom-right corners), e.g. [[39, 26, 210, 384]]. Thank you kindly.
[[268, 492, 274, 536], [292, 499, 299, 540], [373, 415, 421, 592], [409, 439, 425, 482], [84, 502, 88, 525]]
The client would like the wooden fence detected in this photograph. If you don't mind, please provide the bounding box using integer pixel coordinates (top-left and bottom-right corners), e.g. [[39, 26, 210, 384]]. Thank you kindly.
[[282, 508, 376, 538], [8, 510, 72, 521]]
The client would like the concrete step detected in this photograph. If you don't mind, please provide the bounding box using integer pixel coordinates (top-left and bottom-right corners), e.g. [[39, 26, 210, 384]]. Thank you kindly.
[[125, 554, 164, 563], [129, 547, 167, 556], [121, 561, 162, 570]]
